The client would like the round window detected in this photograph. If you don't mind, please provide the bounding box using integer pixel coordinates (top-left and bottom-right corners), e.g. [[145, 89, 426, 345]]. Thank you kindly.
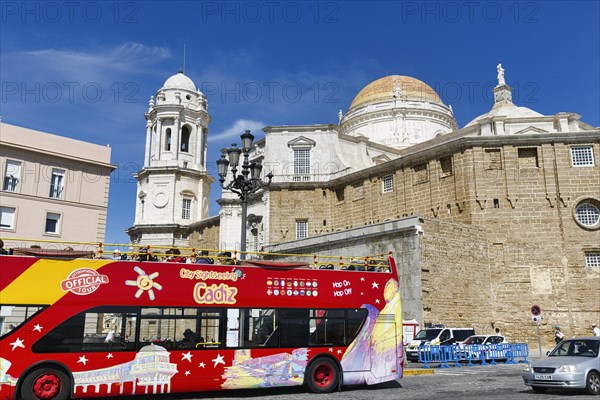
[[574, 199, 600, 229]]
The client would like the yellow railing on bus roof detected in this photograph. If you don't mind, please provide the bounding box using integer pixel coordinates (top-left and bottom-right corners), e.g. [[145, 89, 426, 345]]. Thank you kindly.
[[0, 237, 392, 270]]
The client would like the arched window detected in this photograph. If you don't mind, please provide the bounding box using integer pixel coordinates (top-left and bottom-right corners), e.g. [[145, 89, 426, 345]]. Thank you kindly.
[[165, 128, 172, 151], [181, 125, 190, 152]]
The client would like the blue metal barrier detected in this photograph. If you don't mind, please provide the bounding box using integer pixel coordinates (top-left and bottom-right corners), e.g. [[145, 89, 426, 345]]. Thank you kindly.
[[512, 343, 529, 363], [418, 343, 529, 368]]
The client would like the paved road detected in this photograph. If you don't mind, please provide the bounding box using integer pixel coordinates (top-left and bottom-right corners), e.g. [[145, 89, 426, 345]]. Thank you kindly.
[[131, 362, 591, 400]]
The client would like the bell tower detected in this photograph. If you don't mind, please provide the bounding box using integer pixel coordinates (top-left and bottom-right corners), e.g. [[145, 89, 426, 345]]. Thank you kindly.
[[126, 71, 213, 247]]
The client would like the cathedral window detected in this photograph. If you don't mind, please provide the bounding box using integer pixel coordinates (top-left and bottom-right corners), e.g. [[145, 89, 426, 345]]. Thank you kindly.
[[382, 175, 394, 193], [518, 148, 539, 168], [3, 159, 21, 192], [484, 149, 502, 170], [571, 146, 594, 167], [574, 200, 600, 229], [296, 220, 308, 239], [182, 198, 192, 220], [165, 128, 172, 151], [413, 163, 428, 184], [335, 188, 345, 202], [49, 168, 65, 199], [181, 125, 191, 152], [293, 149, 311, 181], [439, 156, 453, 177], [585, 252, 600, 268]]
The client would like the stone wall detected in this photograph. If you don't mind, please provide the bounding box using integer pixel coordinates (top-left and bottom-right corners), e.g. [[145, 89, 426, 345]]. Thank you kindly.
[[264, 135, 600, 348]]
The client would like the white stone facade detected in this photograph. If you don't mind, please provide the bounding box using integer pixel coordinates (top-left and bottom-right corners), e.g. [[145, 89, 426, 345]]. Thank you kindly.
[[127, 72, 213, 248]]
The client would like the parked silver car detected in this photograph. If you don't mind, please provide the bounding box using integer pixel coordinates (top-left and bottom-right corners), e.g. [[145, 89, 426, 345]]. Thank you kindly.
[[522, 337, 600, 395]]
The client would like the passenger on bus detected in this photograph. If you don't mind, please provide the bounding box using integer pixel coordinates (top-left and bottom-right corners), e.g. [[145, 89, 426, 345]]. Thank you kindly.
[[218, 252, 235, 265], [0, 240, 9, 255], [166, 248, 183, 263], [196, 250, 213, 264], [180, 329, 199, 349]]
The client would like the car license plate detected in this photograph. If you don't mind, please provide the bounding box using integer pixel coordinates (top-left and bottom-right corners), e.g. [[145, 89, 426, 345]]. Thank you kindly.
[[534, 374, 552, 380]]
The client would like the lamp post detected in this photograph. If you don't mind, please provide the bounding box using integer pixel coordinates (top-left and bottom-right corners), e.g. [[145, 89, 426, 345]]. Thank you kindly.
[[217, 130, 273, 260]]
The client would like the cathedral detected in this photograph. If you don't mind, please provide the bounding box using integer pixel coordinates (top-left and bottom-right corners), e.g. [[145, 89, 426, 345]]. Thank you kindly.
[[127, 66, 599, 346]]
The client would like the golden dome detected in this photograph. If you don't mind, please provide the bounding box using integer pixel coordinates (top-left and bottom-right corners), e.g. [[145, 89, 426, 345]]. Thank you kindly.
[[349, 75, 442, 110]]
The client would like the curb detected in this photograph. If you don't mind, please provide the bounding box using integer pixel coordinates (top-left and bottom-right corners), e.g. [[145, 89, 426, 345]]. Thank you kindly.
[[404, 369, 435, 376]]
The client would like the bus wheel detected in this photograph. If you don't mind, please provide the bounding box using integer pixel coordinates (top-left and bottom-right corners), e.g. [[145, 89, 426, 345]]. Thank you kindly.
[[306, 358, 339, 393], [21, 367, 70, 400]]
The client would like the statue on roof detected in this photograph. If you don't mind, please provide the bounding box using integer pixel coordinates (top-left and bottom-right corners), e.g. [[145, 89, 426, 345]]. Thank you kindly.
[[497, 63, 506, 86]]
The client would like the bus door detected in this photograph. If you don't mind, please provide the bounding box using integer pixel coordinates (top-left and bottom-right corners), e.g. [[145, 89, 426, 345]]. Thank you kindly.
[[368, 315, 398, 381]]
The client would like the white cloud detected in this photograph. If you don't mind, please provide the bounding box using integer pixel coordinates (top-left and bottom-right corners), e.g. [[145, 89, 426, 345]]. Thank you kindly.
[[18, 42, 172, 81], [210, 119, 266, 143]]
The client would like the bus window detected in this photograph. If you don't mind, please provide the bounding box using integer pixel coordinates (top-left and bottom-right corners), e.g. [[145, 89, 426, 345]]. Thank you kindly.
[[226, 309, 277, 348], [309, 309, 346, 346], [347, 308, 368, 340], [279, 309, 310, 347], [33, 306, 137, 353], [0, 305, 46, 337], [139, 307, 222, 350]]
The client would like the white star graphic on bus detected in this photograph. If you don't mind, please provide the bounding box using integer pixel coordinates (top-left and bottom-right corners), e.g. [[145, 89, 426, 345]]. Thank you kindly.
[[185, 370, 191, 376], [337, 349, 342, 354], [328, 348, 333, 352], [372, 282, 379, 289], [375, 299, 381, 304], [212, 354, 225, 367], [199, 362, 205, 368], [106, 353, 114, 359], [182, 352, 193, 362], [10, 338, 25, 351], [78, 355, 88, 365], [361, 277, 365, 281], [32, 324, 43, 332]]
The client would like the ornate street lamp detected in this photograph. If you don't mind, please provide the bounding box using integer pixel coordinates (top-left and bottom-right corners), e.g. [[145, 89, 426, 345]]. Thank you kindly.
[[217, 130, 273, 260]]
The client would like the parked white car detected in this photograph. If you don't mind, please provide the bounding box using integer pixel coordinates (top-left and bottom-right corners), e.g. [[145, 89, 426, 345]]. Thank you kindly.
[[460, 335, 509, 360]]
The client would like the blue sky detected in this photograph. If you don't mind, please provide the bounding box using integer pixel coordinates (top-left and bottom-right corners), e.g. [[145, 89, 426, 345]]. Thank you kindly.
[[1, 0, 599, 245]]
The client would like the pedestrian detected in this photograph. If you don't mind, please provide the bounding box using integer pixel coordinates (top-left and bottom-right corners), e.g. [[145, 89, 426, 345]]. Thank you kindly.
[[593, 324, 600, 337], [554, 325, 565, 344], [0, 239, 8, 255]]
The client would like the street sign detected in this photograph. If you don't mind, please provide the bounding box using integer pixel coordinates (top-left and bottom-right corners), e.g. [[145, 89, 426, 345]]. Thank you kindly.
[[531, 305, 541, 316]]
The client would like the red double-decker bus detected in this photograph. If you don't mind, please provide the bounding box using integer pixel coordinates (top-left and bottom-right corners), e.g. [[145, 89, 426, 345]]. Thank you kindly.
[[0, 247, 403, 399]]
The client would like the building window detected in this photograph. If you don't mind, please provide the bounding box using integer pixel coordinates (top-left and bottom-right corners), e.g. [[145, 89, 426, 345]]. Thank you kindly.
[[439, 156, 453, 177], [352, 183, 364, 200], [3, 160, 21, 192], [585, 252, 600, 267], [296, 220, 308, 240], [293, 149, 310, 182], [45, 212, 61, 235], [414, 163, 428, 184], [518, 148, 539, 168], [382, 175, 394, 193], [0, 206, 16, 230], [575, 202, 600, 228], [181, 125, 190, 152], [485, 149, 502, 170], [182, 198, 192, 220], [335, 188, 345, 202], [49, 168, 65, 199], [571, 146, 594, 167], [165, 128, 172, 151]]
